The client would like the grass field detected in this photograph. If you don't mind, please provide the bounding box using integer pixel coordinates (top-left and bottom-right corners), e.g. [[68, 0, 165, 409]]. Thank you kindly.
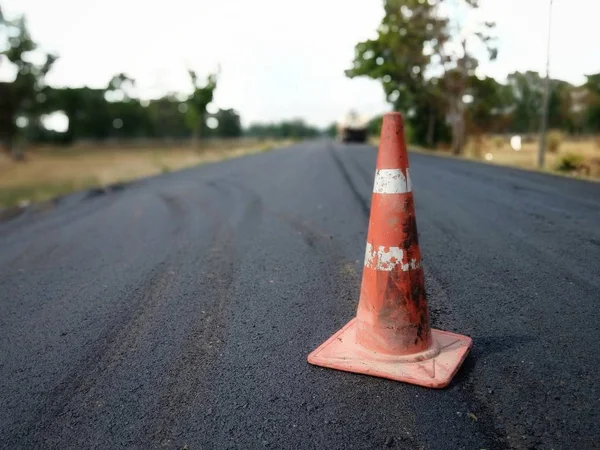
[[0, 139, 289, 208], [463, 135, 600, 178], [369, 135, 600, 181], [3, 135, 597, 210]]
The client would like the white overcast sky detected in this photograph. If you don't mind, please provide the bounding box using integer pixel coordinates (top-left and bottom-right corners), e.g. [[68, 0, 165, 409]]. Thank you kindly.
[[1, 0, 599, 127]]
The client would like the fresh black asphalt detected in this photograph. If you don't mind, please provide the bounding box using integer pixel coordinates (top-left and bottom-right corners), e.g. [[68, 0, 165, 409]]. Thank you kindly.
[[1, 141, 599, 449]]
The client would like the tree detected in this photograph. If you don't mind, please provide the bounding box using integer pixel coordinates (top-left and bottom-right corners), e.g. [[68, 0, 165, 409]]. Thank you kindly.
[[0, 10, 57, 158], [368, 115, 384, 137], [346, 0, 446, 122], [104, 74, 153, 138], [507, 71, 544, 133], [465, 75, 512, 135], [346, 0, 496, 153], [584, 72, 600, 133], [245, 120, 319, 139], [44, 87, 111, 142], [42, 85, 189, 142], [325, 122, 337, 138], [147, 95, 189, 138], [504, 71, 575, 134], [107, 73, 136, 101], [186, 70, 217, 146], [212, 108, 242, 138], [547, 79, 574, 132]]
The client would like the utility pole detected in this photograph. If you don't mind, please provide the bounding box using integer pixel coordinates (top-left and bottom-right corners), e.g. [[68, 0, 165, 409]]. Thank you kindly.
[[538, 0, 554, 169]]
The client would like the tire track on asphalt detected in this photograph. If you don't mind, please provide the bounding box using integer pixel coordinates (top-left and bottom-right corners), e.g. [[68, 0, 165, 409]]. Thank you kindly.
[[15, 261, 185, 447], [327, 143, 370, 217], [424, 269, 511, 449], [12, 188, 195, 447], [148, 178, 264, 448]]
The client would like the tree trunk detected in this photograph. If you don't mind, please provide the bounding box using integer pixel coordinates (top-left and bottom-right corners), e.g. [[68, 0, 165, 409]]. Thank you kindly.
[[450, 40, 468, 155], [0, 83, 23, 160], [191, 129, 199, 149], [451, 120, 465, 155], [426, 110, 435, 148], [11, 136, 25, 161], [451, 99, 466, 155], [191, 122, 202, 150], [191, 114, 205, 150]]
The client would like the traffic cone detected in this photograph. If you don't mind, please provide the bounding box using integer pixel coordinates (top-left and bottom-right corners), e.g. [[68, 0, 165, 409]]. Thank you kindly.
[[308, 112, 472, 388]]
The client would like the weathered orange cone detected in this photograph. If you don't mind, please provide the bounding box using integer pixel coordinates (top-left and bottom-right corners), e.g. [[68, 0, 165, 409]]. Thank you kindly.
[[308, 112, 472, 388]]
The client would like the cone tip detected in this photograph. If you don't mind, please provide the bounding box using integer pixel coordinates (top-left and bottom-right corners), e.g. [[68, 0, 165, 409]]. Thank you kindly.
[[382, 111, 404, 128]]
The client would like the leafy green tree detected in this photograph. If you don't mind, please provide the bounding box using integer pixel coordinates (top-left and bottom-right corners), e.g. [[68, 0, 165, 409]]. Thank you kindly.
[[246, 120, 319, 139], [465, 75, 512, 134], [0, 10, 57, 157], [107, 73, 135, 100], [584, 72, 600, 132], [147, 95, 189, 138], [346, 0, 496, 153], [346, 0, 446, 117], [507, 71, 543, 133], [186, 70, 217, 146], [212, 108, 242, 138], [44, 87, 111, 142], [325, 122, 337, 138], [367, 115, 384, 137], [104, 74, 154, 138], [547, 79, 575, 132], [505, 71, 575, 134]]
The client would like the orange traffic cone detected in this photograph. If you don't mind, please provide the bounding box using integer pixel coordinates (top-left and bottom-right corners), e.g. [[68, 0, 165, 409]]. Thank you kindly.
[[308, 112, 472, 388]]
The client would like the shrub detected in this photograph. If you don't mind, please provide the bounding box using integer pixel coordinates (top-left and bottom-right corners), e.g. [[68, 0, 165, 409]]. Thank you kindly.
[[493, 136, 504, 149], [555, 152, 584, 172], [547, 130, 564, 153]]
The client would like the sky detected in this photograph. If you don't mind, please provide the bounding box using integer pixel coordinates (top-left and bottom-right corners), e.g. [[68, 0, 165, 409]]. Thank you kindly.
[[1, 0, 599, 127]]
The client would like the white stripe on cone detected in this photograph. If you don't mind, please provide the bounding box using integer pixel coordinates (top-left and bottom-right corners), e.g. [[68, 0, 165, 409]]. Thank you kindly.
[[364, 243, 421, 272], [373, 168, 412, 194]]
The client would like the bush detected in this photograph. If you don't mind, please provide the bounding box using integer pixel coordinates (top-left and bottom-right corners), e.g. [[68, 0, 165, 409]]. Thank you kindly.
[[493, 136, 504, 149], [555, 153, 585, 172], [547, 130, 564, 153]]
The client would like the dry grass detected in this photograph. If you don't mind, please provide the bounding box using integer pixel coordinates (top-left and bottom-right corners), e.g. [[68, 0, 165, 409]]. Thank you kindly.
[[0, 139, 290, 208], [370, 135, 600, 181], [463, 136, 600, 178]]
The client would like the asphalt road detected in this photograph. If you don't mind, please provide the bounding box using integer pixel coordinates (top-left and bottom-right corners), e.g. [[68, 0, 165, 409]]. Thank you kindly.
[[1, 141, 599, 449]]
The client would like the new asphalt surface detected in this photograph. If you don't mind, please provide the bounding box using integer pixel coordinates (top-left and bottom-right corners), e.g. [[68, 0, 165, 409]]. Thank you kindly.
[[1, 141, 599, 449]]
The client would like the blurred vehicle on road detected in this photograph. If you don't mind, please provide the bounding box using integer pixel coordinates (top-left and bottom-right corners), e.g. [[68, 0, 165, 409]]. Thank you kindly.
[[337, 110, 368, 143]]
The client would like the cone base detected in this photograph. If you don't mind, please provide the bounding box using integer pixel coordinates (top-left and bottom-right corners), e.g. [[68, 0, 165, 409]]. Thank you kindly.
[[307, 318, 472, 388]]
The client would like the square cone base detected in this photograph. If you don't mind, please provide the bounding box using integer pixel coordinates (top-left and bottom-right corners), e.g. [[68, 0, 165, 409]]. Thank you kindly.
[[307, 318, 472, 388]]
